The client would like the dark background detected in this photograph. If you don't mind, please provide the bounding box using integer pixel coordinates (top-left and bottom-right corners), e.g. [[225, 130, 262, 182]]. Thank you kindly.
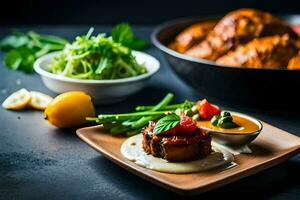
[[1, 1, 300, 199], [1, 0, 300, 25]]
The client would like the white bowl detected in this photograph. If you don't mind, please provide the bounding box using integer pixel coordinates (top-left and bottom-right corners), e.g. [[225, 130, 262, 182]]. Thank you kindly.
[[34, 51, 160, 104]]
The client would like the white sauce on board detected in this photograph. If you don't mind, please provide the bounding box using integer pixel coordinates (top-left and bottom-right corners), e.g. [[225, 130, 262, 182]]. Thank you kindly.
[[121, 134, 235, 173]]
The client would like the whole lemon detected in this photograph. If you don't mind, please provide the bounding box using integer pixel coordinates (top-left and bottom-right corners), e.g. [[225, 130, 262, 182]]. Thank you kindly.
[[44, 91, 95, 128]]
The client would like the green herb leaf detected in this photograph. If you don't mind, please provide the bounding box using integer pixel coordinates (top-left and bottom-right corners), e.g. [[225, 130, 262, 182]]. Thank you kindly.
[[20, 54, 35, 73], [153, 114, 180, 135], [0, 31, 68, 74], [112, 23, 148, 50], [4, 50, 22, 70], [128, 38, 148, 50], [112, 23, 134, 46], [0, 35, 29, 51]]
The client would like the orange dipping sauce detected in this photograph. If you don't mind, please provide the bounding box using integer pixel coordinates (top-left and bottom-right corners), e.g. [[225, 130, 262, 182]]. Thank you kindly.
[[197, 115, 260, 134]]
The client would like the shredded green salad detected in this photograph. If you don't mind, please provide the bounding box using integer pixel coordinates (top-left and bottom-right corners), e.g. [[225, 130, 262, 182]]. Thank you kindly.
[[48, 25, 148, 80]]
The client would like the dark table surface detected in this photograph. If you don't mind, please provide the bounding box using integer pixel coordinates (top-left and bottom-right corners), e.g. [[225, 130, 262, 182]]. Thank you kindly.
[[1, 26, 300, 200]]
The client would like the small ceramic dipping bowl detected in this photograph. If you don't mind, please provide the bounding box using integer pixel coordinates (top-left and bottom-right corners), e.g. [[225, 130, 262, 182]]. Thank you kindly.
[[199, 111, 263, 147]]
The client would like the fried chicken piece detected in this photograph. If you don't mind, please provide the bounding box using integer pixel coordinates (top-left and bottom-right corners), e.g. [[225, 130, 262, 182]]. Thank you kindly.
[[287, 51, 300, 70], [216, 35, 298, 69], [185, 8, 298, 60], [295, 39, 300, 49], [168, 21, 216, 53]]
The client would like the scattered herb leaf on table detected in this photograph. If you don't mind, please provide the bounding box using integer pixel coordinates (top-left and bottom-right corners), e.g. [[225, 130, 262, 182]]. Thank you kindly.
[[0, 31, 68, 73]]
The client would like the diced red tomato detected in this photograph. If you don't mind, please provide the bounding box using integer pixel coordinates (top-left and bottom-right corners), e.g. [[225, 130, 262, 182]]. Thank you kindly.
[[176, 114, 197, 133], [164, 114, 197, 135], [196, 99, 221, 120]]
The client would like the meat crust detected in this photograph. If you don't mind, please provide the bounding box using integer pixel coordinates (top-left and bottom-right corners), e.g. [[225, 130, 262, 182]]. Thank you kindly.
[[142, 122, 212, 162]]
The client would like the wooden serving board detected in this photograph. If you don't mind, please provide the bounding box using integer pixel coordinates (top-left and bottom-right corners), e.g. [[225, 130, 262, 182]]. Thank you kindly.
[[76, 122, 300, 195]]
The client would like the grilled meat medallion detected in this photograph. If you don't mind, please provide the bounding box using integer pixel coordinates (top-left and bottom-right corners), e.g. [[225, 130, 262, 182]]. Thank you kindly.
[[142, 121, 212, 162]]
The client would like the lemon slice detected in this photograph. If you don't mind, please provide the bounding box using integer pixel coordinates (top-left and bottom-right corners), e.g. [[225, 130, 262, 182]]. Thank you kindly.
[[29, 91, 53, 110], [2, 88, 31, 110]]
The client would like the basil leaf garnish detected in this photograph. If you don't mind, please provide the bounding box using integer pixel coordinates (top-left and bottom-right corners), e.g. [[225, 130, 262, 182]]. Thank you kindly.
[[153, 114, 180, 135]]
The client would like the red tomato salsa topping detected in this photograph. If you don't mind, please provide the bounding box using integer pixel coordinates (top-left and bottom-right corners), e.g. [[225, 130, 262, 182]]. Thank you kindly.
[[162, 114, 197, 135]]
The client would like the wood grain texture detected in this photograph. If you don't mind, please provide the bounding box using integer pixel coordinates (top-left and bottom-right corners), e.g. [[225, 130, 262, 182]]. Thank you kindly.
[[76, 122, 300, 195]]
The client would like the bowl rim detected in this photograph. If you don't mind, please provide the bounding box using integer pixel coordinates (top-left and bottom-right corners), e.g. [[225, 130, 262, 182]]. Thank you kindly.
[[34, 50, 160, 84], [198, 110, 263, 136], [151, 15, 300, 71]]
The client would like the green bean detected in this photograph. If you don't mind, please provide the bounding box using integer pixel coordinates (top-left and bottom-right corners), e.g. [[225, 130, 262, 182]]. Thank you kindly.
[[109, 125, 132, 135], [135, 104, 181, 111], [131, 115, 164, 129], [86, 117, 100, 122], [131, 93, 174, 128], [86, 117, 123, 124], [98, 110, 173, 120], [135, 100, 197, 113], [101, 122, 123, 130], [149, 93, 174, 111], [126, 129, 142, 137]]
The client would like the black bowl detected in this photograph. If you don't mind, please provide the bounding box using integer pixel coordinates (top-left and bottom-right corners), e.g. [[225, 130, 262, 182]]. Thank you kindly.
[[151, 15, 300, 109]]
